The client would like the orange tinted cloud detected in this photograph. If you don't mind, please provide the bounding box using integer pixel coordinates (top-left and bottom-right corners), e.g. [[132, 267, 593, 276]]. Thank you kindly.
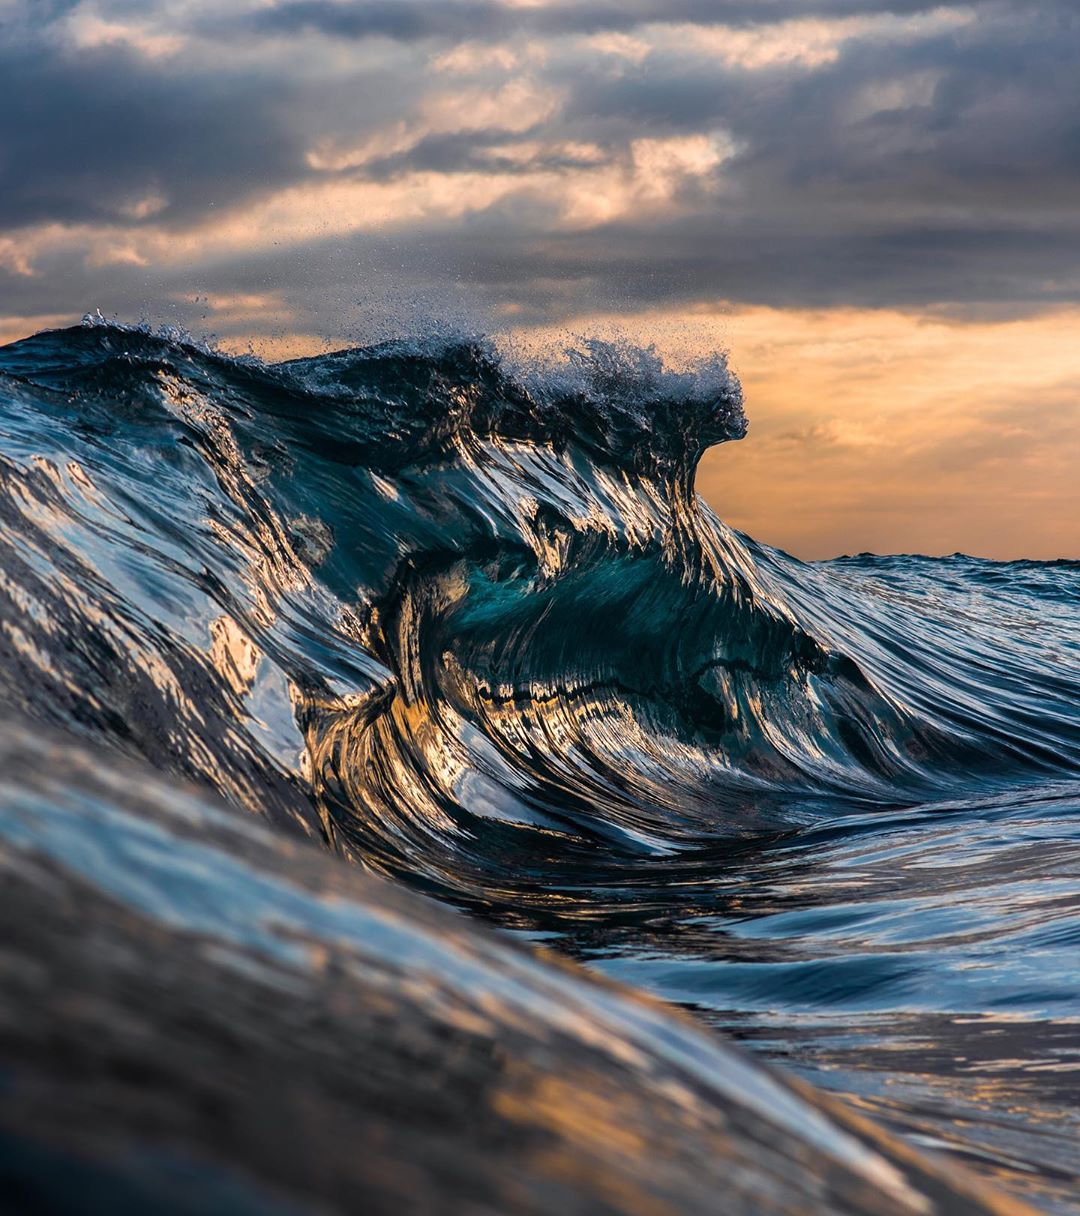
[[702, 305, 1080, 559]]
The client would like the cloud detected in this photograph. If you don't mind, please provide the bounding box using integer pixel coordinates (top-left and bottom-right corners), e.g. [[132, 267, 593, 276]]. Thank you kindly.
[[1, 0, 1078, 336], [62, 10, 188, 58], [693, 301, 1080, 557], [228, 0, 977, 45]]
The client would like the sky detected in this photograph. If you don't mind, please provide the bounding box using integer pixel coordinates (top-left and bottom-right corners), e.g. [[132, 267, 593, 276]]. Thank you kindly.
[[2, 0, 1078, 558]]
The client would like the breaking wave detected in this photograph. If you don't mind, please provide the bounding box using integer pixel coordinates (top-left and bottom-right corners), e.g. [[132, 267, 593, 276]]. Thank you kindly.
[[2, 319, 1079, 1212]]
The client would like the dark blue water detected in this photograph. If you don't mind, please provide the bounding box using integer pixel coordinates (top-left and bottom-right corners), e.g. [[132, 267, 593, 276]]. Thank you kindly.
[[1, 319, 1077, 1211]]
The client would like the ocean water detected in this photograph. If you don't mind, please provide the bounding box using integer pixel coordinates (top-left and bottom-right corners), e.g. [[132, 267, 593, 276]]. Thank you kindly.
[[0, 319, 1077, 1212]]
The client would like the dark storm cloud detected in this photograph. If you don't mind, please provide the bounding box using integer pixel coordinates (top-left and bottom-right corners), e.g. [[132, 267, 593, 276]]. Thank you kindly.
[[3, 0, 1080, 330], [351, 214, 1080, 319], [235, 0, 972, 43], [0, 45, 307, 228]]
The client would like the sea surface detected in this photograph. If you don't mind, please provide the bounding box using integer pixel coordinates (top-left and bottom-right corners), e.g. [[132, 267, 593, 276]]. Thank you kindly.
[[1, 319, 1077, 1212]]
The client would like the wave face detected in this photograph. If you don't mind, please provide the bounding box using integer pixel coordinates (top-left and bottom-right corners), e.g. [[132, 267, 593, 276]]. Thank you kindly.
[[2, 321, 1079, 1211]]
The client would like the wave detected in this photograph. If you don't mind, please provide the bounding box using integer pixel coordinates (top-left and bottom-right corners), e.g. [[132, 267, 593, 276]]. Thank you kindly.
[[0, 714, 1019, 1216], [1, 319, 1079, 1209]]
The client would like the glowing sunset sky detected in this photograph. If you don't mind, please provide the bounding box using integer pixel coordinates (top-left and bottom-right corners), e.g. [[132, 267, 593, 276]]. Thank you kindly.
[[2, 0, 1078, 557]]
